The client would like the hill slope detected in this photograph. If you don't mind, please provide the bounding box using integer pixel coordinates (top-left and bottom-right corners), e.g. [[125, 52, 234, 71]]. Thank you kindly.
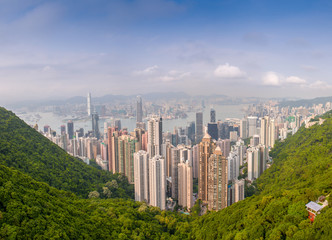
[[0, 107, 133, 198], [187, 111, 332, 239]]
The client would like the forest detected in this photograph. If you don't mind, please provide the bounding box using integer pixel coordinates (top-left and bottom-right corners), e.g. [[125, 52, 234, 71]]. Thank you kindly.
[[0, 107, 331, 239]]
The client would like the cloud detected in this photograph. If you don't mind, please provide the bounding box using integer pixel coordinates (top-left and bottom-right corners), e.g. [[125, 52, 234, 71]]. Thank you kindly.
[[134, 65, 159, 75], [214, 63, 246, 78], [285, 76, 306, 84], [300, 65, 317, 71], [309, 81, 332, 89], [159, 70, 191, 82], [262, 72, 280, 86]]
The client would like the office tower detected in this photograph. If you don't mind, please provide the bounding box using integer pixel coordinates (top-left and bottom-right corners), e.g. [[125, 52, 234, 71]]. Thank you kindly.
[[60, 125, 66, 135], [207, 146, 228, 211], [134, 150, 149, 203], [210, 108, 216, 123], [198, 133, 216, 203], [196, 112, 203, 143], [218, 121, 230, 139], [207, 123, 218, 140], [149, 155, 166, 210], [92, 113, 100, 139], [67, 120, 74, 140], [178, 160, 193, 209], [192, 144, 199, 179], [147, 116, 162, 157], [240, 119, 248, 139], [186, 121, 195, 143], [114, 119, 121, 130], [44, 125, 50, 133], [87, 92, 92, 116], [136, 95, 143, 123], [234, 179, 245, 203], [171, 147, 180, 199], [247, 116, 258, 137]]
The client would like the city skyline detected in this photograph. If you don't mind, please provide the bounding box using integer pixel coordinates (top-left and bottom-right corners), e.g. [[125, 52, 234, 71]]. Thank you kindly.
[[1, 0, 332, 104]]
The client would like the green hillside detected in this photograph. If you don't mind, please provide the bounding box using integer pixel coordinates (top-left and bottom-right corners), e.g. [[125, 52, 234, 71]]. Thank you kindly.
[[187, 111, 332, 239], [0, 164, 189, 239], [0, 107, 133, 199]]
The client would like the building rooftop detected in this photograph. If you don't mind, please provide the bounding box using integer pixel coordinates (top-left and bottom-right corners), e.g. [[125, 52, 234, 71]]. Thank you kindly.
[[306, 201, 324, 212]]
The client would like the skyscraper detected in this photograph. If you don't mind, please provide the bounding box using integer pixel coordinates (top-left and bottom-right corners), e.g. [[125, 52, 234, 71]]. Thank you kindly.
[[247, 116, 258, 137], [67, 121, 74, 140], [240, 119, 248, 139], [136, 95, 143, 123], [207, 123, 218, 140], [134, 150, 149, 203], [196, 112, 203, 143], [147, 116, 162, 157], [198, 133, 216, 203], [92, 112, 100, 139], [207, 146, 228, 211], [87, 92, 92, 116], [210, 108, 216, 123], [178, 160, 193, 209], [149, 155, 166, 210]]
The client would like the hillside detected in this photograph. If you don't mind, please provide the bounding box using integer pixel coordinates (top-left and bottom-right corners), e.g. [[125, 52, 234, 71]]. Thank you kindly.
[[0, 164, 189, 239], [187, 111, 332, 239], [0, 107, 133, 198]]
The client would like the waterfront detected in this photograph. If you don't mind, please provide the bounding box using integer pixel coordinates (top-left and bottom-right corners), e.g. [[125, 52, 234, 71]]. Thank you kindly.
[[15, 104, 247, 134]]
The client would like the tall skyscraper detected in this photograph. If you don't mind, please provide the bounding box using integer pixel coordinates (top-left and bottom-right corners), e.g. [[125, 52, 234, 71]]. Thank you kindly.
[[60, 125, 66, 135], [92, 113, 100, 139], [210, 108, 216, 123], [67, 121, 74, 140], [207, 146, 228, 211], [147, 116, 162, 157], [149, 155, 166, 210], [87, 92, 92, 116], [240, 119, 248, 139], [247, 116, 258, 137], [134, 150, 149, 203], [171, 147, 180, 199], [178, 160, 193, 209], [198, 133, 216, 203], [196, 112, 203, 143], [136, 95, 143, 123], [234, 179, 245, 203]]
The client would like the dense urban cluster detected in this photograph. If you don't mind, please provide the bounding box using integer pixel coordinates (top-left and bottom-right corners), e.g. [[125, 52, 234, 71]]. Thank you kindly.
[[37, 94, 332, 213]]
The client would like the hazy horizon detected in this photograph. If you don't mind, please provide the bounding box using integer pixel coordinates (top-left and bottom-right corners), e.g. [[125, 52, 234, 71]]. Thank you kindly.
[[1, 0, 332, 105]]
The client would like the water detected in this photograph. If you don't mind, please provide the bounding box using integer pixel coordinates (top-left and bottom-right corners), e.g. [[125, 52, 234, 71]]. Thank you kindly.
[[16, 104, 247, 134]]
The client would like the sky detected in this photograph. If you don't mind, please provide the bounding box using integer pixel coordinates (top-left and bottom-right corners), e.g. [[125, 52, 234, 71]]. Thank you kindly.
[[1, 0, 332, 104]]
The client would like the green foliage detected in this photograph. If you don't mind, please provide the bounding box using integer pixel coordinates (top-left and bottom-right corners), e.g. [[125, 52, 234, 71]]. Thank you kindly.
[[0, 107, 133, 199]]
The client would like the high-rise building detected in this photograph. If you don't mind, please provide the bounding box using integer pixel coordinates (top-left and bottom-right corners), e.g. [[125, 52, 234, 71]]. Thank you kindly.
[[149, 155, 166, 210], [87, 92, 92, 116], [196, 112, 203, 143], [136, 96, 143, 123], [240, 119, 248, 139], [92, 113, 100, 139], [114, 119, 121, 131], [216, 139, 231, 158], [210, 108, 216, 123], [171, 147, 180, 199], [134, 150, 149, 203], [147, 116, 162, 157], [247, 116, 258, 137], [60, 125, 66, 135], [67, 121, 74, 140], [234, 179, 245, 203], [178, 160, 193, 209], [247, 145, 267, 181], [207, 123, 218, 140], [192, 144, 199, 179], [198, 133, 216, 203], [207, 146, 228, 211], [227, 151, 239, 181]]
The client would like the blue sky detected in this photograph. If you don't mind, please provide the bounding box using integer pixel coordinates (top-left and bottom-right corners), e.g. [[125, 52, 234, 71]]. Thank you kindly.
[[1, 0, 332, 103]]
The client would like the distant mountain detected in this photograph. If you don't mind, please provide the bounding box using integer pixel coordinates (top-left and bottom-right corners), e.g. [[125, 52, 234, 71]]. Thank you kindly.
[[278, 96, 332, 108], [0, 107, 133, 198]]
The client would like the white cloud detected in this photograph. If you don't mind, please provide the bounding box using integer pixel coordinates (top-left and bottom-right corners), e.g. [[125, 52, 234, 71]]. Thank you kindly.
[[159, 70, 191, 82], [309, 80, 332, 89], [285, 76, 306, 84], [214, 63, 246, 78], [134, 65, 159, 75], [262, 72, 281, 86]]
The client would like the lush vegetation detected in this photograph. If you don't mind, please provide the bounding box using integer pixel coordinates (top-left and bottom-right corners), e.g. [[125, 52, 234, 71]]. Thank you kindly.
[[0, 107, 133, 199], [0, 107, 331, 239]]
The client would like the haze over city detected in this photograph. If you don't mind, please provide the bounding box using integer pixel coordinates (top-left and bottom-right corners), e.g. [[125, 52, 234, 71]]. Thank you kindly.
[[1, 0, 332, 104]]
